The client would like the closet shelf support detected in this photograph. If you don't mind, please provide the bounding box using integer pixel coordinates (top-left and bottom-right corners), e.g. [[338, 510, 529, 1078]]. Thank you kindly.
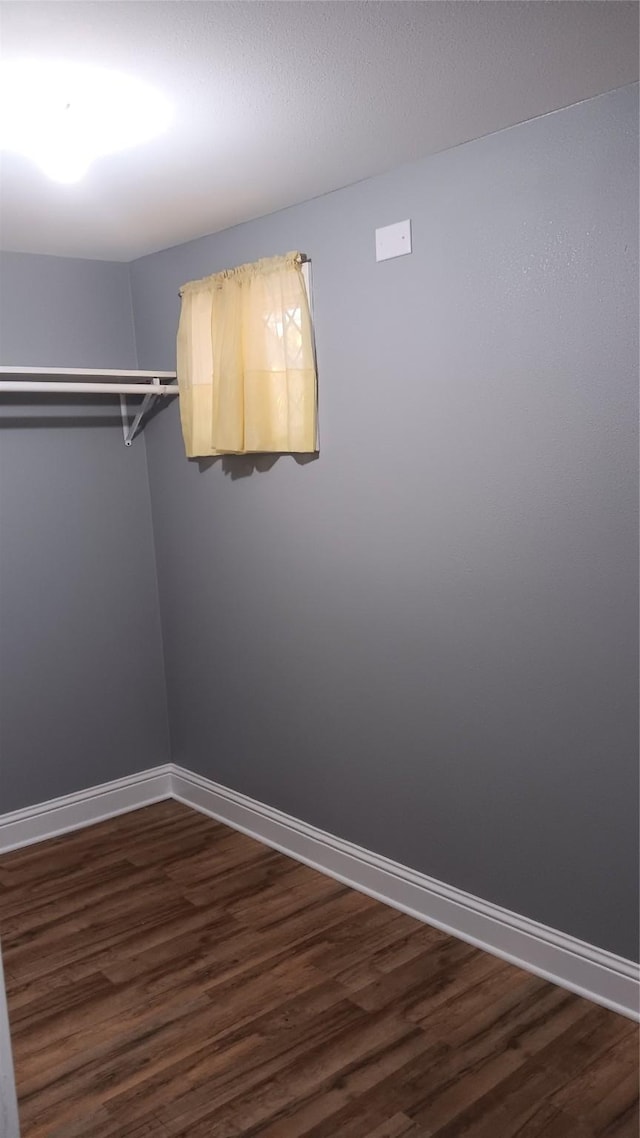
[[121, 377, 165, 446]]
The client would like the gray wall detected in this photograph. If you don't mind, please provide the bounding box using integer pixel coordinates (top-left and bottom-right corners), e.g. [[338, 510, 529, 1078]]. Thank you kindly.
[[131, 84, 636, 961], [0, 253, 170, 812]]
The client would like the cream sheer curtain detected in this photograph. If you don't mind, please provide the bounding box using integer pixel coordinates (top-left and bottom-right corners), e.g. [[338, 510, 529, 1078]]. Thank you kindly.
[[177, 252, 317, 457]]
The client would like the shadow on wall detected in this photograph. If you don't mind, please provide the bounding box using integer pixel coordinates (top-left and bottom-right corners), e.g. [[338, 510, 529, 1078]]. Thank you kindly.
[[0, 417, 124, 429], [144, 397, 320, 478], [0, 393, 146, 431], [195, 452, 319, 480]]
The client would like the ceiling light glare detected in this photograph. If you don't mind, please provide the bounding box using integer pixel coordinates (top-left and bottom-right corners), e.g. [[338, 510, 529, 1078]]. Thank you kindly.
[[0, 60, 172, 183]]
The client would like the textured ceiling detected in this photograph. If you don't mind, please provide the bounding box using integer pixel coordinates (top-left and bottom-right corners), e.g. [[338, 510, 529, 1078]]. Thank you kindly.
[[0, 1, 637, 261]]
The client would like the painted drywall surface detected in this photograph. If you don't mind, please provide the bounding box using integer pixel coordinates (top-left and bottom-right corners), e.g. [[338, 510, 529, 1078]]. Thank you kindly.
[[0, 253, 170, 812], [0, 252, 139, 370], [130, 86, 639, 960]]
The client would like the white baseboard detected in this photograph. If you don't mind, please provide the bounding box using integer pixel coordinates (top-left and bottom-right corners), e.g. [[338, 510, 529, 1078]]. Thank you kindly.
[[0, 762, 637, 1022], [171, 765, 640, 1023], [0, 765, 173, 854]]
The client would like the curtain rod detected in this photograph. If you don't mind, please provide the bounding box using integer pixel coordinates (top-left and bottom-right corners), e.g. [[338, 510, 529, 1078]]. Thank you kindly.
[[178, 253, 309, 297]]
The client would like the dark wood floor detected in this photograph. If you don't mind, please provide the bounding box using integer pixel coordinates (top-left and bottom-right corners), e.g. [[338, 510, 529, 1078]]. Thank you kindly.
[[0, 800, 637, 1138]]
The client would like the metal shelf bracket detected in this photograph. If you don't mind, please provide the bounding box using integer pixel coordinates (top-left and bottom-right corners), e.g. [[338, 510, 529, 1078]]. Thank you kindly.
[[120, 376, 164, 447]]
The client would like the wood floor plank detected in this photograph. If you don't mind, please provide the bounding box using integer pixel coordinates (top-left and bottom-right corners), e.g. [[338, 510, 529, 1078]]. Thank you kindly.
[[367, 1115, 429, 1138], [548, 1027, 640, 1135], [164, 1012, 435, 1136], [215, 1021, 438, 1138], [5, 887, 198, 988], [347, 936, 480, 1014], [306, 906, 443, 994], [498, 1101, 593, 1138], [304, 1108, 431, 1138], [428, 965, 590, 1058], [419, 1050, 584, 1138], [103, 1000, 363, 1127], [0, 799, 636, 1138], [1, 863, 169, 956], [34, 1106, 173, 1138]]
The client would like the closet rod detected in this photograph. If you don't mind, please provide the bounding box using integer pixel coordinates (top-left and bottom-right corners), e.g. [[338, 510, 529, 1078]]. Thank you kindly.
[[0, 381, 179, 395], [0, 366, 176, 378]]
